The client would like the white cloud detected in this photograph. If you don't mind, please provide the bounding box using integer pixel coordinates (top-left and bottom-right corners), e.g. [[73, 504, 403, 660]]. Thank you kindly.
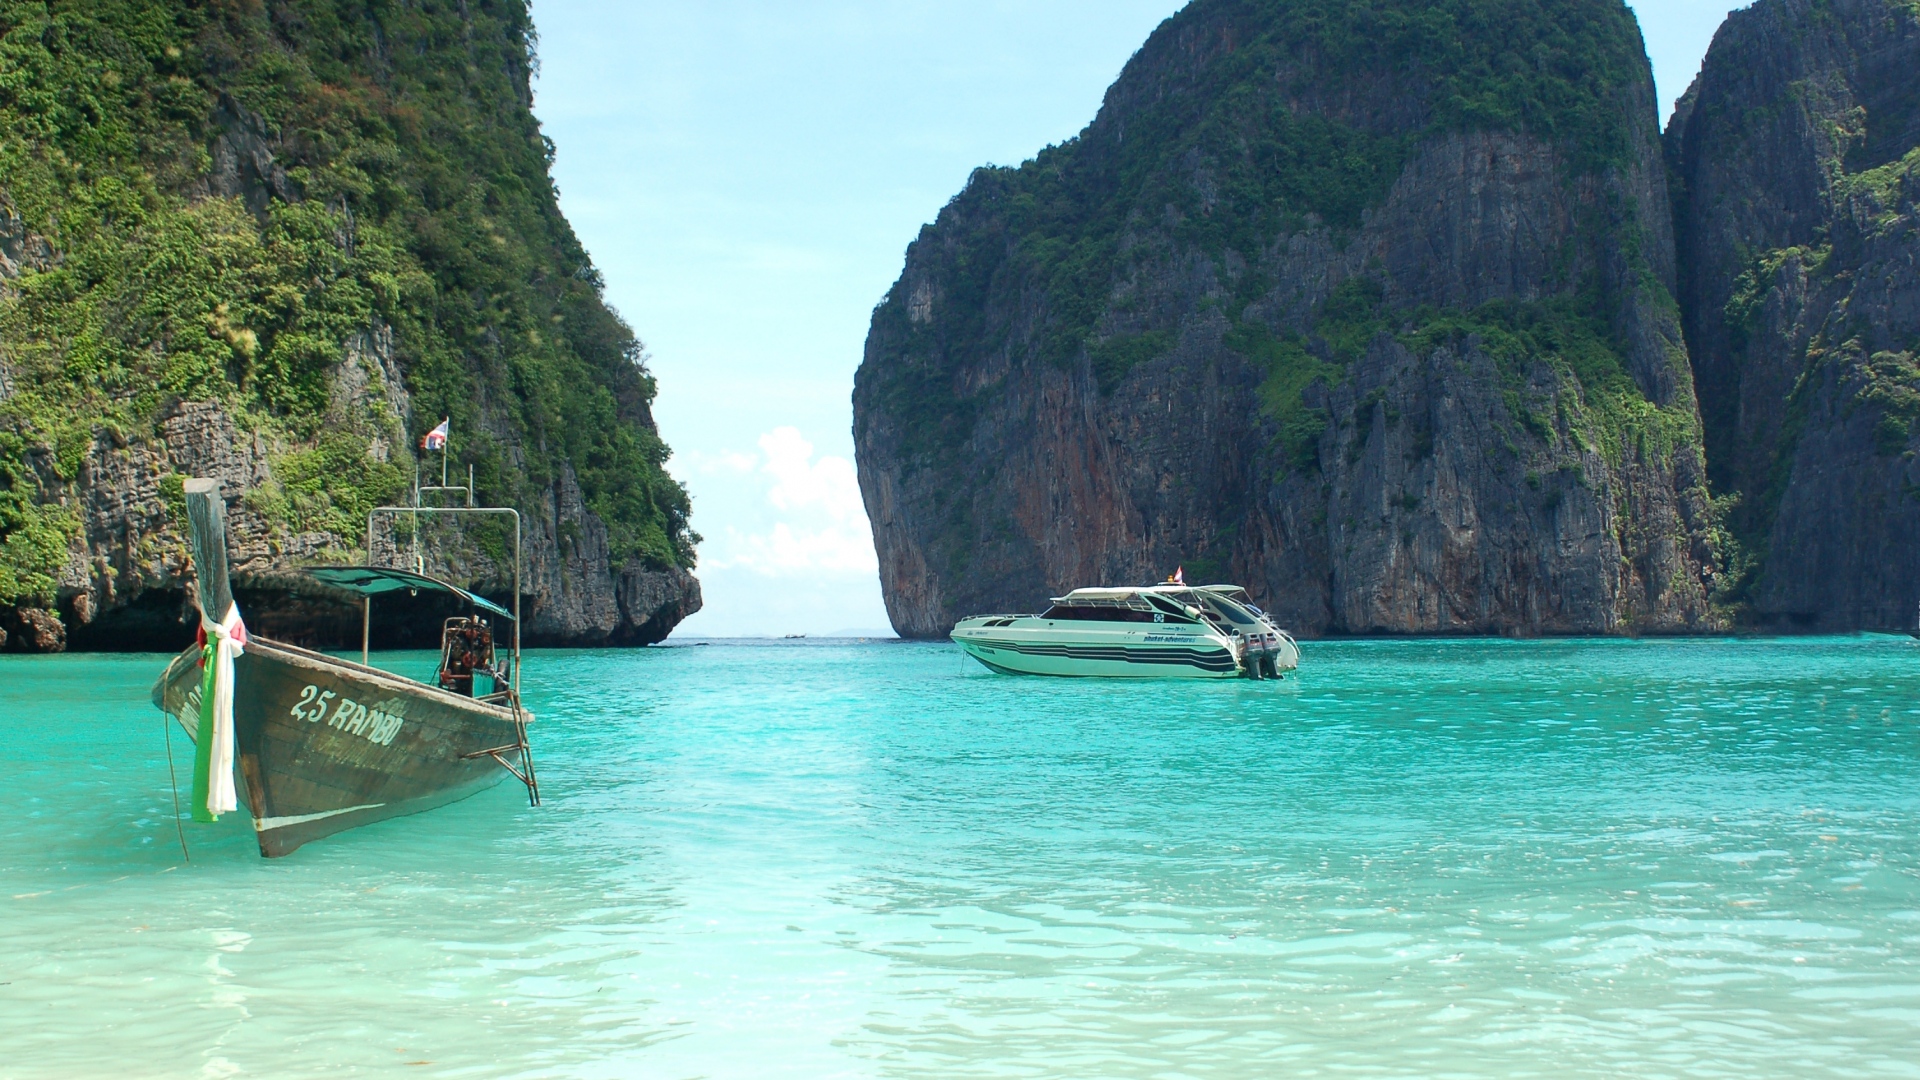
[[759, 427, 866, 521], [697, 427, 877, 578], [713, 520, 876, 575]]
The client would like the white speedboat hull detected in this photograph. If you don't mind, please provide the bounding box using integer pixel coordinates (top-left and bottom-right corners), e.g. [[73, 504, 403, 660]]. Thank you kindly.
[[952, 618, 1242, 678]]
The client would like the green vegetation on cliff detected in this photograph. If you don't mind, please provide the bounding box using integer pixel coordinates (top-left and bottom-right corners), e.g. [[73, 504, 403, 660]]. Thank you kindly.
[[1702, 148, 1920, 607], [0, 0, 693, 605]]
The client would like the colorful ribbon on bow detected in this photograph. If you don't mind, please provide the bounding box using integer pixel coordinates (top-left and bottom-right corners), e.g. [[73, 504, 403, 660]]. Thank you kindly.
[[191, 604, 247, 822]]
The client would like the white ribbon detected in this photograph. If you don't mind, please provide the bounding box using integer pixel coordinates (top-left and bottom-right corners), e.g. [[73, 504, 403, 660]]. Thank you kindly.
[[201, 604, 246, 817]]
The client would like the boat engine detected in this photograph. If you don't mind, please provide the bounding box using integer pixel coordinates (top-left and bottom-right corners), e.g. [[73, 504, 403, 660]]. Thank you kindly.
[[438, 617, 494, 697]]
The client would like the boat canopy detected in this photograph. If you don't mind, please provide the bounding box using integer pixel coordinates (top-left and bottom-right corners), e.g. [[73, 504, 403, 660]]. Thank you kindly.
[[1057, 585, 1248, 604], [1052, 588, 1156, 609], [1052, 584, 1272, 626], [304, 566, 514, 621]]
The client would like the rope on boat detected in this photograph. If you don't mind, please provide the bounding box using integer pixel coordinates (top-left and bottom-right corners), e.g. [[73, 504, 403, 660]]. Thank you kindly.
[[160, 707, 190, 862]]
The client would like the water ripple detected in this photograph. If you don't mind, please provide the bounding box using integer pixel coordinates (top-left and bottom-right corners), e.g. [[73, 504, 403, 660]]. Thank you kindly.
[[3, 638, 1919, 1076]]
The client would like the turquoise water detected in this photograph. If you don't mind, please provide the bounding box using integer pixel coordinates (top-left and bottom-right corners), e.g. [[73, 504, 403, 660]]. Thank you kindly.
[[4, 638, 1920, 1078]]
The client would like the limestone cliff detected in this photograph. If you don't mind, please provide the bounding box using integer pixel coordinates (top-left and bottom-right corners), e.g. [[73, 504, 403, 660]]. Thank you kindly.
[[856, 0, 1718, 638], [0, 1, 698, 650], [1668, 0, 1920, 632]]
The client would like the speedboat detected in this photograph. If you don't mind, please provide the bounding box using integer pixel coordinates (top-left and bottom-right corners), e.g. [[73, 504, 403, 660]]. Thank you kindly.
[[951, 583, 1300, 679]]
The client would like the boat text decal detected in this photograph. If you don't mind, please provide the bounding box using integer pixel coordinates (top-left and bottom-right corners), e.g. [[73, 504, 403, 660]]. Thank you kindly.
[[290, 685, 405, 746]]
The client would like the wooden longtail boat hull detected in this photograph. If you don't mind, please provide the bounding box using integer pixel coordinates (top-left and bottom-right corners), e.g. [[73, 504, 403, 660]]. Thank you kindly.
[[154, 638, 527, 857]]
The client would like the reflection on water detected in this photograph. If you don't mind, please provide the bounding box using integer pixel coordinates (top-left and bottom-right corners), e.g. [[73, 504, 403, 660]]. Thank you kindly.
[[3, 638, 1918, 1077]]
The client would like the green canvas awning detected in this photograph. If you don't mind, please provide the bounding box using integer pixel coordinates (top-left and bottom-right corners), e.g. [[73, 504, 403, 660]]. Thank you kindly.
[[304, 566, 514, 621]]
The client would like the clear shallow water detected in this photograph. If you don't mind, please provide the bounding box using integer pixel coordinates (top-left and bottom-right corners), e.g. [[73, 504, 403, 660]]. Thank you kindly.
[[4, 638, 1920, 1078]]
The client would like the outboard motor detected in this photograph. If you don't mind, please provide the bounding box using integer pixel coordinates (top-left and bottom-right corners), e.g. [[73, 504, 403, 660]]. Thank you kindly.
[[438, 616, 494, 697]]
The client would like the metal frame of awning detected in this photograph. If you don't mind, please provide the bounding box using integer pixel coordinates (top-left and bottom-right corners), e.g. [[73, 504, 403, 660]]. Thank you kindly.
[[362, 502, 523, 694]]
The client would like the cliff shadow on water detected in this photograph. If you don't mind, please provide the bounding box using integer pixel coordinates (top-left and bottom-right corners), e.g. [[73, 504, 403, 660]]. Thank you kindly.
[[856, 0, 1725, 640], [0, 1, 699, 652]]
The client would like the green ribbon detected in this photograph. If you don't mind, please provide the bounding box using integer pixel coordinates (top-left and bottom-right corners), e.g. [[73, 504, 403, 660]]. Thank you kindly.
[[190, 643, 219, 823]]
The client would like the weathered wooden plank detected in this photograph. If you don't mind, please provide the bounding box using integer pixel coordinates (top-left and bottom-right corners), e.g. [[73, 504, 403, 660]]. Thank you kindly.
[[182, 478, 233, 624]]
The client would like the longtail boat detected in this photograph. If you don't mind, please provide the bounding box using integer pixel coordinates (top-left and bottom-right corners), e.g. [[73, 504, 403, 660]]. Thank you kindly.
[[152, 478, 537, 857]]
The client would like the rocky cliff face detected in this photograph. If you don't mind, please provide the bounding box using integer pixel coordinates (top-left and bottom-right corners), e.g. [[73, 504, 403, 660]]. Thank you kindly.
[[856, 0, 1718, 638], [1668, 0, 1920, 632], [3, 393, 701, 652], [0, 2, 698, 651]]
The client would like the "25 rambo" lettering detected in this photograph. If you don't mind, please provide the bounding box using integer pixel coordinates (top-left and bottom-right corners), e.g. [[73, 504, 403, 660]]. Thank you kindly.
[[289, 685, 404, 746]]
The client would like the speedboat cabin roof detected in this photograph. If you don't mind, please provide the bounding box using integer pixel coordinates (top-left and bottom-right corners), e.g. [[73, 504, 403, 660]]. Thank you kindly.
[[1052, 584, 1252, 607]]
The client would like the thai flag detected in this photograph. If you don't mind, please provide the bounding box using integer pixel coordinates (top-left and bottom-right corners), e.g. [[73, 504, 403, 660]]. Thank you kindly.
[[1172, 566, 1185, 585], [421, 418, 449, 451]]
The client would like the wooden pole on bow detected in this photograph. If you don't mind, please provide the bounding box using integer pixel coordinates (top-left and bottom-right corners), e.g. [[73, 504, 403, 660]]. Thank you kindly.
[[183, 479, 234, 625]]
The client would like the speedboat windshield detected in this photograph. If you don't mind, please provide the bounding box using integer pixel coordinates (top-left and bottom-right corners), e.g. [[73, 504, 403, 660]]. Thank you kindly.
[[1130, 585, 1262, 630], [1197, 594, 1261, 628]]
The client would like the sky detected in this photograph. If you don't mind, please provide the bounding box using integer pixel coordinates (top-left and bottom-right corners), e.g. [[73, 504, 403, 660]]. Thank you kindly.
[[529, 0, 1743, 638]]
